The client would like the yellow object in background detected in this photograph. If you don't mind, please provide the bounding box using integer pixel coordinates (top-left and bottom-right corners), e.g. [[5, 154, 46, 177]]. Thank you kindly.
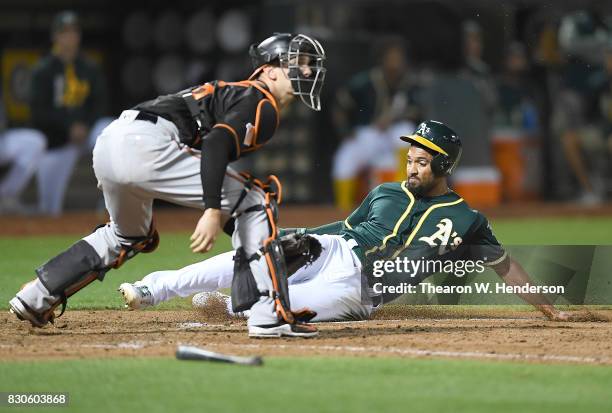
[[395, 147, 409, 181], [62, 63, 90, 108], [1, 49, 42, 123], [334, 179, 358, 211]]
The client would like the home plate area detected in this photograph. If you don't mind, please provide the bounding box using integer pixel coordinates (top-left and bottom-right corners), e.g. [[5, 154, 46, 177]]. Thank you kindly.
[[2, 307, 611, 365]]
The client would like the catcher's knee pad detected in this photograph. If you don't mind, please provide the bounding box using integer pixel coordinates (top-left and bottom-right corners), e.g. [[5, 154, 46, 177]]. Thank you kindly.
[[111, 223, 160, 269], [229, 173, 281, 229]]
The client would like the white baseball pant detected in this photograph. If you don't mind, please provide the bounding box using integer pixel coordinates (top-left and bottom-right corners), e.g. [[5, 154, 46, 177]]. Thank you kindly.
[[36, 117, 114, 216], [0, 128, 46, 200], [136, 234, 373, 322], [332, 121, 414, 180]]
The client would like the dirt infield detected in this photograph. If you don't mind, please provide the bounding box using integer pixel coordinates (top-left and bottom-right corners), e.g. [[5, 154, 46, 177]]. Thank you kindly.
[[0, 207, 344, 236], [3, 307, 611, 365]]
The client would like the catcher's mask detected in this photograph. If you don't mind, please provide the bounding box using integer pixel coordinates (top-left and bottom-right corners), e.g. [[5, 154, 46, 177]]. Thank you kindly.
[[249, 33, 326, 111]]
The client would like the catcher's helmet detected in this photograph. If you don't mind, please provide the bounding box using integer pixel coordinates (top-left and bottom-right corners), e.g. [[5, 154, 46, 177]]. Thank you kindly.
[[400, 120, 462, 176], [249, 33, 326, 111]]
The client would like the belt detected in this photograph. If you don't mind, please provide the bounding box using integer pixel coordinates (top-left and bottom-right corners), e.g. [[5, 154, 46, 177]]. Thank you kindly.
[[135, 111, 159, 124]]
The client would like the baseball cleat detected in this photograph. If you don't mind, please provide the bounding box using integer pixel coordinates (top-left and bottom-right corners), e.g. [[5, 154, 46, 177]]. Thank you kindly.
[[118, 283, 153, 310], [8, 297, 49, 328], [248, 322, 319, 338]]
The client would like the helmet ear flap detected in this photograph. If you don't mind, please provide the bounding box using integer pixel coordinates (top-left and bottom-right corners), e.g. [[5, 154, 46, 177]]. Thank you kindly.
[[431, 154, 454, 177]]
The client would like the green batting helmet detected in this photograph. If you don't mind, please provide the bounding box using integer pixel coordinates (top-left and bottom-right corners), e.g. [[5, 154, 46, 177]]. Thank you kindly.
[[400, 120, 462, 176]]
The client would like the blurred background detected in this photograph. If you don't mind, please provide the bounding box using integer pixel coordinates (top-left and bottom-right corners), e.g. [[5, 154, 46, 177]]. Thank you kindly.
[[1, 0, 612, 217]]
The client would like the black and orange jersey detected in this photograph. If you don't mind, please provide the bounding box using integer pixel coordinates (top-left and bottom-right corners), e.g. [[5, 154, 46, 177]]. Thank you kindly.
[[133, 80, 279, 160], [133, 79, 281, 210]]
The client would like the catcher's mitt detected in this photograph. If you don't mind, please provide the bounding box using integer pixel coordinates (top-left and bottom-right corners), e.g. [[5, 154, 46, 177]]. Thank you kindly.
[[279, 233, 322, 276]]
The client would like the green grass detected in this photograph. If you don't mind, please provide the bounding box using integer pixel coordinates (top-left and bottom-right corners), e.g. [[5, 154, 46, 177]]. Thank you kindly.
[[2, 216, 612, 412], [491, 217, 612, 244], [0, 233, 233, 311], [1, 357, 611, 413]]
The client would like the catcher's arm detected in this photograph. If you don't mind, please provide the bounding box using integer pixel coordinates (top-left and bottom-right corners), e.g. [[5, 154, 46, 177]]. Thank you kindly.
[[492, 257, 572, 321]]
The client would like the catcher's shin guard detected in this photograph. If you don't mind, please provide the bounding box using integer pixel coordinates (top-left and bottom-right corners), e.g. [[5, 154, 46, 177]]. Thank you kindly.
[[230, 174, 299, 324], [256, 176, 296, 324], [263, 238, 294, 324], [23, 223, 160, 324]]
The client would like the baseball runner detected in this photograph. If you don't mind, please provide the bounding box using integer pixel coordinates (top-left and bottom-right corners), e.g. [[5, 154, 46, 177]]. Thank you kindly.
[[9, 33, 328, 338], [119, 120, 572, 322]]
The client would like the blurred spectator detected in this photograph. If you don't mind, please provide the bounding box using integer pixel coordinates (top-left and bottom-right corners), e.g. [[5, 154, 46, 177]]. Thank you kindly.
[[554, 12, 612, 205], [491, 42, 541, 201], [598, 43, 612, 153], [460, 20, 497, 117], [331, 39, 420, 210], [0, 92, 46, 214], [30, 11, 112, 216], [558, 10, 610, 66], [445, 20, 500, 208], [494, 42, 539, 135]]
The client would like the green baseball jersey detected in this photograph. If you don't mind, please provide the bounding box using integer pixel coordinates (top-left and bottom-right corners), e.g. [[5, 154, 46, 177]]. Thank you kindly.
[[305, 181, 506, 267]]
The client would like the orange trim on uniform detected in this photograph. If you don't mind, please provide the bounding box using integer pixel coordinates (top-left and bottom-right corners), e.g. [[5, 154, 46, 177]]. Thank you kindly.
[[190, 80, 280, 156], [264, 251, 293, 323], [248, 67, 264, 81], [217, 80, 280, 121], [263, 193, 278, 242], [191, 83, 215, 100], [243, 98, 265, 151], [247, 82, 280, 120], [261, 191, 293, 324], [213, 123, 241, 158], [252, 99, 265, 147], [241, 98, 279, 154], [215, 79, 281, 154], [267, 174, 282, 204]]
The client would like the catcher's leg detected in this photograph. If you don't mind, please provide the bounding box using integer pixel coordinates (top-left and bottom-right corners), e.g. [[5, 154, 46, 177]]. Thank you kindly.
[[226, 173, 317, 338], [9, 174, 158, 327]]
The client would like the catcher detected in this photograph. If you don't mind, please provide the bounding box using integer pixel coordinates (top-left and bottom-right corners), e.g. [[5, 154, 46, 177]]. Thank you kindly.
[[9, 33, 327, 338], [119, 120, 574, 323]]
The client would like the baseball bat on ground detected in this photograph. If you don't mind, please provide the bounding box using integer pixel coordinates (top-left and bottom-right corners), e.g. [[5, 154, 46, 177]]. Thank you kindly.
[[176, 345, 263, 366]]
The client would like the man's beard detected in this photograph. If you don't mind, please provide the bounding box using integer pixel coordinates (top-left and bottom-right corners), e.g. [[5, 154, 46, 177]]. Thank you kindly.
[[407, 178, 435, 197]]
